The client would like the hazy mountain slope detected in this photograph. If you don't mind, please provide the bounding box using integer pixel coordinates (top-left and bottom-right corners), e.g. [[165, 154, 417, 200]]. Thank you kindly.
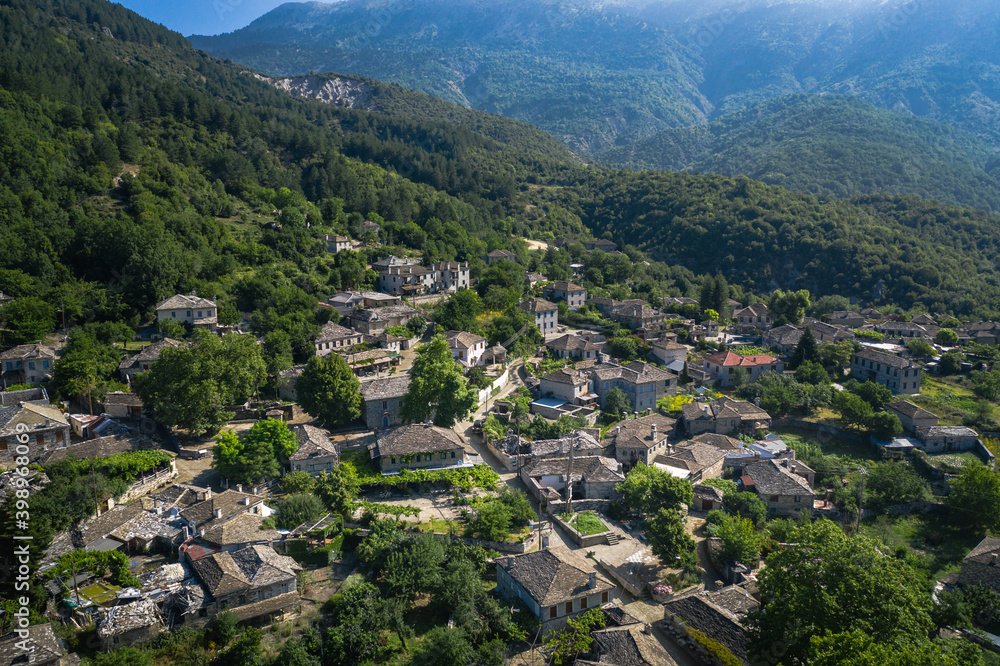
[[600, 94, 1000, 211], [190, 0, 711, 154], [262, 72, 581, 164]]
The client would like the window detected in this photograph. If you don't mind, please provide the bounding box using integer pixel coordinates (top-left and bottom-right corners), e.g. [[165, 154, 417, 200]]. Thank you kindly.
[[42, 361, 49, 369], [187, 310, 192, 317], [601, 591, 609, 603], [794, 496, 801, 503], [565, 602, 573, 614], [391, 457, 396, 465], [451, 451, 456, 459], [441, 453, 447, 460], [580, 597, 588, 610], [769, 495, 779, 502], [28, 362, 34, 370], [550, 606, 558, 619]]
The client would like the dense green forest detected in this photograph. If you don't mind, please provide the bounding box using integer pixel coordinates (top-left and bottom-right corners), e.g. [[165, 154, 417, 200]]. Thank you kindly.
[[5, 0, 1000, 356], [599, 95, 1000, 212]]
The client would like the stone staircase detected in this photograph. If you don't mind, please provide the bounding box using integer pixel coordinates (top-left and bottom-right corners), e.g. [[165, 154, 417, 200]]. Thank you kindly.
[[605, 533, 619, 546]]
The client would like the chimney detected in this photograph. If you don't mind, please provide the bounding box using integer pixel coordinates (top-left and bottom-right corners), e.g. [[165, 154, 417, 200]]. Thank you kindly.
[[506, 557, 514, 570], [588, 573, 597, 589], [236, 484, 243, 493], [199, 529, 205, 538], [993, 554, 998, 567], [204, 488, 212, 500], [214, 508, 223, 519], [651, 423, 657, 441], [243, 496, 251, 506]]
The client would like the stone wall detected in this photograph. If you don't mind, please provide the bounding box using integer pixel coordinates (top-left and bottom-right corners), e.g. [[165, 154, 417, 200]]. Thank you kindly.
[[118, 463, 177, 503], [551, 513, 611, 547]]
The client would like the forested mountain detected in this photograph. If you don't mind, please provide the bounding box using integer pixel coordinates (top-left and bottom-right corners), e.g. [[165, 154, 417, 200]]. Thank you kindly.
[[191, 0, 1000, 157], [600, 95, 1000, 211], [189, 0, 711, 154], [5, 0, 1000, 347]]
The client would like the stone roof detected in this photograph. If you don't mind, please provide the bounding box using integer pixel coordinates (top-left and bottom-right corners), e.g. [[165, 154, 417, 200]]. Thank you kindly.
[[0, 343, 56, 361], [551, 281, 585, 293], [657, 443, 727, 473], [156, 294, 215, 311], [663, 588, 758, 663], [853, 348, 916, 369], [229, 591, 301, 623], [964, 536, 1000, 566], [118, 338, 181, 371], [180, 490, 266, 529], [375, 423, 464, 457], [95, 598, 161, 639], [742, 460, 814, 497], [541, 367, 589, 386], [918, 425, 979, 438], [349, 304, 421, 322], [200, 512, 281, 548], [38, 434, 157, 466], [191, 544, 301, 598], [690, 433, 744, 450], [530, 431, 604, 458], [289, 424, 339, 463], [487, 249, 516, 259], [694, 484, 726, 503], [527, 272, 546, 283], [103, 391, 143, 407], [827, 311, 863, 321], [886, 400, 937, 421], [521, 456, 625, 485], [605, 414, 676, 451], [499, 548, 615, 607], [603, 604, 642, 627], [650, 339, 686, 351], [446, 330, 486, 349], [704, 351, 778, 368], [77, 503, 144, 548], [0, 623, 68, 666], [589, 361, 672, 385], [590, 625, 668, 665], [323, 234, 350, 243], [518, 298, 558, 314], [360, 375, 411, 401], [0, 403, 68, 438], [546, 335, 600, 353], [316, 322, 360, 343], [877, 321, 928, 333], [767, 324, 801, 346]]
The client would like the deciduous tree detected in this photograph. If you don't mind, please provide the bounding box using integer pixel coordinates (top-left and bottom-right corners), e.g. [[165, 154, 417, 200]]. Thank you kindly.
[[401, 335, 478, 427], [295, 354, 362, 426]]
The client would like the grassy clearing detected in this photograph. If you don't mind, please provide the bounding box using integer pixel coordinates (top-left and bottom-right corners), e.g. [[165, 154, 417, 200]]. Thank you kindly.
[[861, 509, 984, 580], [566, 511, 608, 536], [913, 375, 1000, 426], [772, 427, 880, 462]]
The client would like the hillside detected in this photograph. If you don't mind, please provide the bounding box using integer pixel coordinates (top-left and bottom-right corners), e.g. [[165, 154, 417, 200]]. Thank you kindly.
[[4, 0, 1000, 345], [599, 94, 1000, 211], [262, 71, 581, 164]]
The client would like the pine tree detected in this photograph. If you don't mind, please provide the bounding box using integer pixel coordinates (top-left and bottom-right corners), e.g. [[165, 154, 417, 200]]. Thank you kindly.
[[789, 327, 819, 369]]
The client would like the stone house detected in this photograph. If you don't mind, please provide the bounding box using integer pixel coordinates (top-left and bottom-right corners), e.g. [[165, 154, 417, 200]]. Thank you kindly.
[[875, 321, 929, 340], [850, 348, 922, 395], [446, 330, 487, 368], [662, 587, 758, 664], [682, 397, 772, 436], [118, 338, 181, 384], [180, 489, 270, 539], [347, 304, 422, 336], [545, 334, 600, 360], [958, 537, 1000, 593], [433, 262, 471, 292], [372, 423, 467, 474], [190, 544, 301, 612], [649, 339, 687, 365], [808, 320, 855, 344], [484, 249, 517, 264], [0, 403, 70, 464], [314, 322, 363, 356], [103, 391, 144, 419], [0, 386, 48, 407], [519, 455, 625, 504], [603, 414, 676, 467], [739, 459, 814, 517], [589, 361, 675, 412], [886, 400, 938, 434], [378, 261, 471, 295], [322, 234, 352, 253], [693, 484, 726, 511], [325, 291, 401, 316], [518, 298, 559, 335], [95, 598, 163, 651], [733, 304, 771, 333], [611, 303, 664, 331], [496, 549, 616, 631], [539, 368, 594, 405], [763, 324, 802, 355], [915, 426, 980, 453], [359, 375, 410, 429], [702, 351, 782, 388], [585, 238, 618, 252], [156, 293, 217, 331], [289, 424, 339, 477], [654, 441, 729, 483], [546, 281, 587, 310], [824, 311, 865, 328], [0, 343, 56, 385]]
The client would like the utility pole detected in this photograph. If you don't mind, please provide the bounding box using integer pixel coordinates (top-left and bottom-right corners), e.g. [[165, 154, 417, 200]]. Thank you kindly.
[[855, 467, 867, 533], [91, 461, 100, 516], [565, 438, 575, 517]]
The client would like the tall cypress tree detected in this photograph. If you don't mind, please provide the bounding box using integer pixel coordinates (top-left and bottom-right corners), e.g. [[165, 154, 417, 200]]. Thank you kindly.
[[789, 327, 819, 369]]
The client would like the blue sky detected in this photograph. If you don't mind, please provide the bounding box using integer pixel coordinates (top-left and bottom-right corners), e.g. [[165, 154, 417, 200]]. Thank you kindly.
[[114, 0, 332, 36]]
